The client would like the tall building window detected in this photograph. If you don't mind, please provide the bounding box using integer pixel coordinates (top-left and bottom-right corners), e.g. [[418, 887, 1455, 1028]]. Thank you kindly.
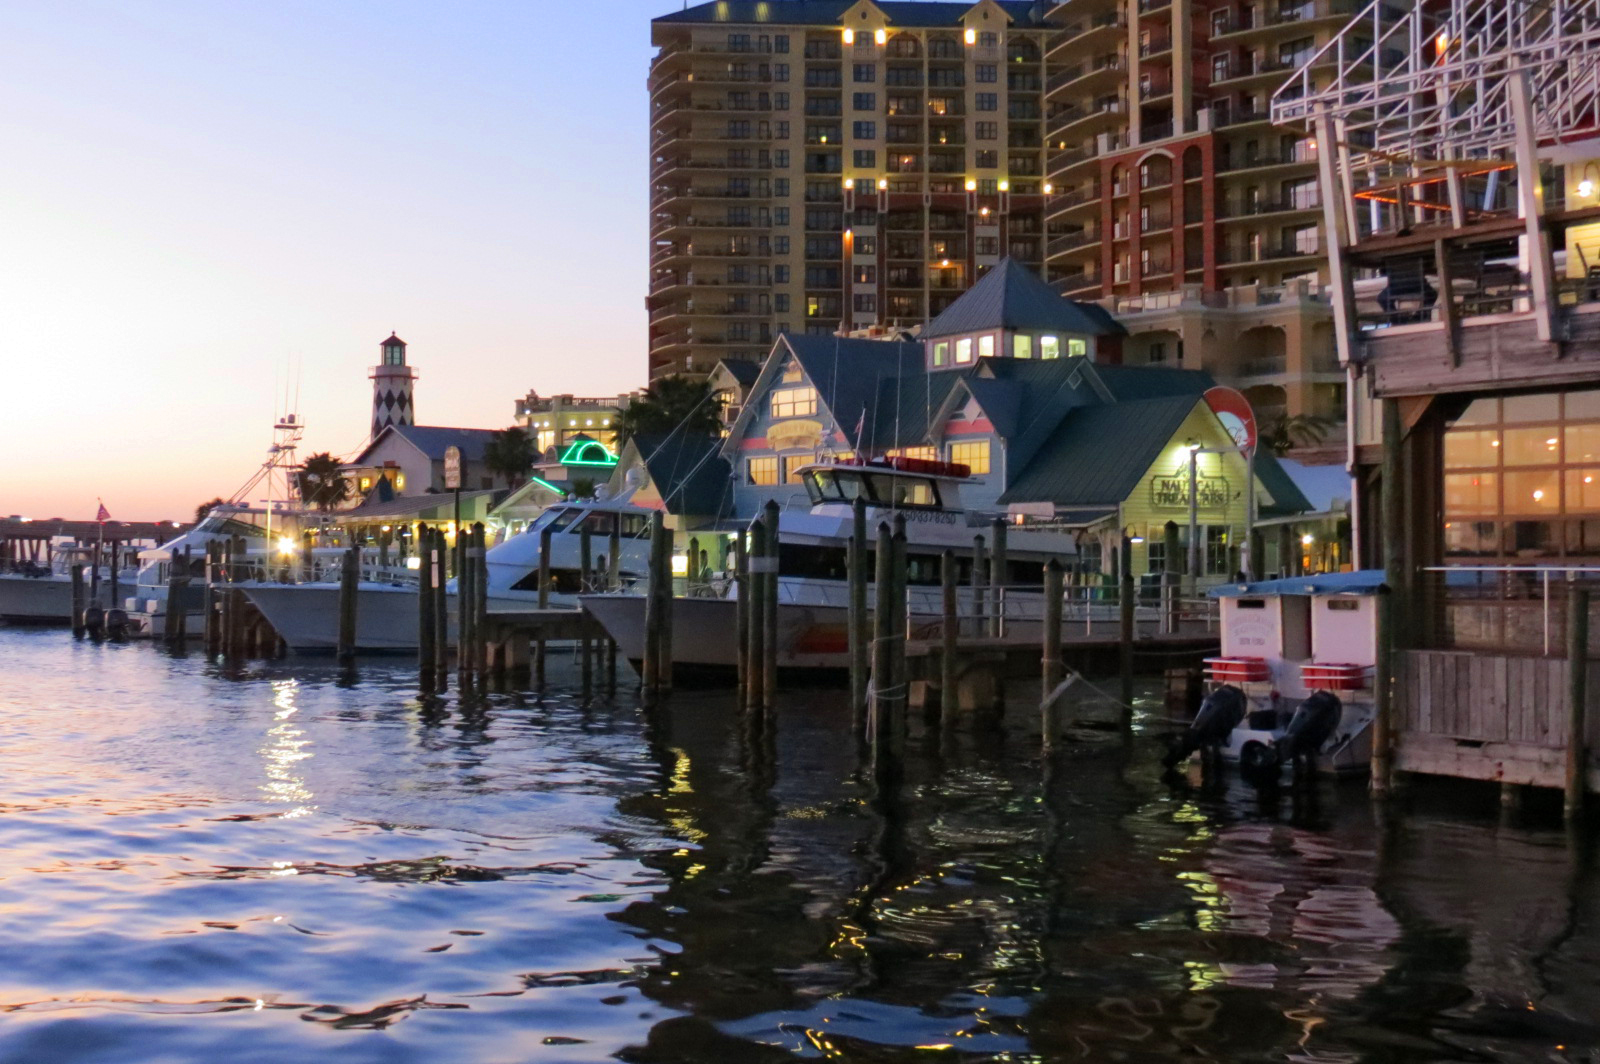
[[975, 150, 997, 168], [774, 235, 790, 254], [853, 92, 876, 111], [978, 178, 998, 194], [949, 440, 990, 474], [774, 207, 789, 225], [976, 93, 998, 111], [853, 149, 877, 167], [747, 457, 779, 485], [774, 34, 789, 53], [853, 120, 876, 139], [770, 386, 819, 418], [773, 149, 789, 167], [975, 64, 997, 83], [853, 63, 876, 82], [979, 31, 998, 48], [774, 294, 790, 312], [975, 121, 998, 140], [853, 293, 877, 313], [774, 63, 788, 82]]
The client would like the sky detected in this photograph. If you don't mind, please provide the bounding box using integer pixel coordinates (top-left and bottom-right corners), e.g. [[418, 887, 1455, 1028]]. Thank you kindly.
[[1, 0, 672, 521]]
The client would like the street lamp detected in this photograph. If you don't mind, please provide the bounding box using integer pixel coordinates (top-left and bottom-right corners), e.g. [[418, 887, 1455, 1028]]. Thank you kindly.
[[1185, 440, 1257, 590]]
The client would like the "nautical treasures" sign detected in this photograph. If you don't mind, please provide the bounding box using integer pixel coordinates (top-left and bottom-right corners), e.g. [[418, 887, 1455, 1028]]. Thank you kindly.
[[1151, 471, 1231, 509]]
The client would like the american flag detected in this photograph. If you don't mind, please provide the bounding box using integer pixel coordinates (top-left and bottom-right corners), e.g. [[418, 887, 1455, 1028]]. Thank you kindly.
[[96, 501, 110, 523]]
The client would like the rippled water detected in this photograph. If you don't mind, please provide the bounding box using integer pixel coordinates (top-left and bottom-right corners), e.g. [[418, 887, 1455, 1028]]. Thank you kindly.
[[1, 630, 1597, 1063]]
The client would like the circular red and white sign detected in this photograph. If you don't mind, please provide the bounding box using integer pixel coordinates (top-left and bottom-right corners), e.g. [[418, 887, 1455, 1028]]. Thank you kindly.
[[1204, 386, 1256, 454]]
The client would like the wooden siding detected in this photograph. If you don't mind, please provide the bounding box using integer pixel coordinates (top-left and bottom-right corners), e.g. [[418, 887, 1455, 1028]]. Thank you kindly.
[[1394, 648, 1600, 788], [1364, 309, 1600, 399]]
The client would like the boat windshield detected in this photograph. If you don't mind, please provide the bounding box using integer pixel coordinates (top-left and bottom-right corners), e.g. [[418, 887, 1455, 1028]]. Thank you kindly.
[[804, 468, 941, 509]]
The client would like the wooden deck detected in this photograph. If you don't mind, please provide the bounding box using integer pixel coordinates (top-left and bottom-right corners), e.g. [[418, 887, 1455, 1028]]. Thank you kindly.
[[1394, 649, 1600, 789]]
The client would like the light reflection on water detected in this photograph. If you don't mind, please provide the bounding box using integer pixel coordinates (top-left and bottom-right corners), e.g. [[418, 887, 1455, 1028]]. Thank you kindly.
[[0, 630, 1596, 1063]]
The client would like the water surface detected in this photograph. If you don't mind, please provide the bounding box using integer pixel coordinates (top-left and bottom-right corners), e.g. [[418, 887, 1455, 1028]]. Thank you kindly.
[[0, 630, 1596, 1062]]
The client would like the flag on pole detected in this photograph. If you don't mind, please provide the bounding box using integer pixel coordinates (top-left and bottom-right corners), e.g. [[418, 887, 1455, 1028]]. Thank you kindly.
[[96, 501, 110, 523]]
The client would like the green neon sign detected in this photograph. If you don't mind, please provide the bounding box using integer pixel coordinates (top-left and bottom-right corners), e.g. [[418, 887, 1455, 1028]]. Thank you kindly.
[[529, 475, 565, 495], [559, 439, 618, 468]]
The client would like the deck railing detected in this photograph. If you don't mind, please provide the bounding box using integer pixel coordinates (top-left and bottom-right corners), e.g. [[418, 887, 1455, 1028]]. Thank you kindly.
[[1419, 565, 1600, 655]]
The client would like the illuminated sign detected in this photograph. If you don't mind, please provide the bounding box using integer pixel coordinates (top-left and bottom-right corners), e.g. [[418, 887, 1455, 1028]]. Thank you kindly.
[[558, 439, 618, 468], [1151, 472, 1231, 509]]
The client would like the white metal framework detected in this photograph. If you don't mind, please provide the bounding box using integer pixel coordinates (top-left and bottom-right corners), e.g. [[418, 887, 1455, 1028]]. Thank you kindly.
[[1271, 0, 1600, 164]]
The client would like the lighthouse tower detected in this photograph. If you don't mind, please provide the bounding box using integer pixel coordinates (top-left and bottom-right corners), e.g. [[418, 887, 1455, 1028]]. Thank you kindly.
[[370, 332, 416, 439]]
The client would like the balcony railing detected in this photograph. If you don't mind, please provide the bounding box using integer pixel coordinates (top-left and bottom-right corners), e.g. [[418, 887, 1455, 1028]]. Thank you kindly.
[[1218, 147, 1316, 172], [1220, 240, 1321, 264], [1219, 195, 1321, 218]]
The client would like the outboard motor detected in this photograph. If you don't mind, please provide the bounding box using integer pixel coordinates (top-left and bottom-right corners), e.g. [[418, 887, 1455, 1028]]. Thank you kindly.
[[1279, 690, 1343, 778], [1163, 684, 1247, 771]]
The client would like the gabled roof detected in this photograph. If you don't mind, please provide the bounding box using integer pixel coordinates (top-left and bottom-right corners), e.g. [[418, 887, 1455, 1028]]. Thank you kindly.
[[635, 433, 735, 518], [656, 1, 1049, 27], [720, 333, 925, 456], [998, 396, 1203, 507], [922, 258, 1127, 340], [363, 422, 499, 464], [713, 358, 762, 386], [338, 489, 498, 520]]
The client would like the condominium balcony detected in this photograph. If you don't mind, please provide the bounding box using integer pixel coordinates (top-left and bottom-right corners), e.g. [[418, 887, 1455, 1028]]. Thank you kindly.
[[1217, 195, 1321, 220], [1210, 52, 1322, 90], [1045, 11, 1127, 60], [1217, 146, 1317, 173], [1219, 240, 1322, 265], [1046, 229, 1102, 258], [1045, 96, 1127, 142], [1208, 0, 1363, 41], [1045, 54, 1126, 97]]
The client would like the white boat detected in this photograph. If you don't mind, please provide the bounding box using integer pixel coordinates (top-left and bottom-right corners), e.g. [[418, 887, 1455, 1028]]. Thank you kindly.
[[122, 505, 302, 636], [242, 498, 655, 651], [1201, 571, 1384, 775], [581, 458, 1082, 676], [0, 545, 140, 624]]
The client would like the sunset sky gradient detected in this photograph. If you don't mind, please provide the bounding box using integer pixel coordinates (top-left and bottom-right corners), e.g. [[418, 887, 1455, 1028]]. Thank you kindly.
[[2, 1, 665, 521]]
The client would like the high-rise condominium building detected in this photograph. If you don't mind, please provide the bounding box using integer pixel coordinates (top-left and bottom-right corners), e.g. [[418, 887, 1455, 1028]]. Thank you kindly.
[[648, 1, 1055, 379], [647, 0, 1351, 429]]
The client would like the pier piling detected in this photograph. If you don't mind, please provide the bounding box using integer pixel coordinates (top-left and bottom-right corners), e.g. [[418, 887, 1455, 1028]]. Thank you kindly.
[[580, 522, 593, 699], [940, 550, 957, 728], [536, 525, 552, 688], [989, 518, 1007, 638], [745, 519, 766, 711], [432, 531, 448, 690], [642, 511, 666, 700], [849, 498, 869, 719], [1566, 586, 1590, 822], [762, 500, 779, 713], [734, 528, 749, 696], [1118, 536, 1135, 721], [337, 545, 358, 664], [418, 527, 437, 689], [1042, 559, 1064, 751], [70, 563, 86, 639], [871, 521, 894, 749]]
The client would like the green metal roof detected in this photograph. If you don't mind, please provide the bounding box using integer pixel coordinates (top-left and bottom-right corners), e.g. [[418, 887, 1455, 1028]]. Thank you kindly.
[[922, 259, 1127, 340], [998, 396, 1201, 507]]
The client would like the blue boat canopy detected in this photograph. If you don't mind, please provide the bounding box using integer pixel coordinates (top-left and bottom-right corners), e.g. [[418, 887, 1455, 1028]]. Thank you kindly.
[[1209, 571, 1389, 598]]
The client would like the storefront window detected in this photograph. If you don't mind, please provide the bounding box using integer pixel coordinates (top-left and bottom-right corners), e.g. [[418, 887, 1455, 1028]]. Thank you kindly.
[[1440, 389, 1600, 558]]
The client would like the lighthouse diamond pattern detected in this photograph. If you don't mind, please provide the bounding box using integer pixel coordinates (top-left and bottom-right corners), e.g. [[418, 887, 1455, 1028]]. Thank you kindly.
[[369, 332, 417, 441]]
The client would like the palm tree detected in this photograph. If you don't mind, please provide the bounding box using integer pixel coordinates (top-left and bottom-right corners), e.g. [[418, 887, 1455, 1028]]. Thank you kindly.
[[483, 426, 536, 489], [614, 376, 724, 444], [194, 496, 228, 522], [297, 452, 351, 511], [1260, 413, 1335, 456]]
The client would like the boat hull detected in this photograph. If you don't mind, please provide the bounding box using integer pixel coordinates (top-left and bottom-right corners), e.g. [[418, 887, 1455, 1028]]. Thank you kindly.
[[243, 582, 576, 651], [581, 593, 854, 674], [0, 571, 139, 624]]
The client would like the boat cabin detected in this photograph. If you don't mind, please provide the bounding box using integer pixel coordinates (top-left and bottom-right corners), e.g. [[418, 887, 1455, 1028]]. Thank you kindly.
[[1209, 571, 1382, 700], [799, 457, 971, 513]]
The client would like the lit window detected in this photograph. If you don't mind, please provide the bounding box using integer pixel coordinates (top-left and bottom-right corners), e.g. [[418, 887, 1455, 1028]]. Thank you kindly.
[[1068, 338, 1088, 357], [395, 474, 406, 490], [359, 477, 372, 492], [770, 385, 819, 419], [747, 457, 779, 485], [955, 338, 974, 363], [933, 341, 949, 367], [886, 447, 938, 460], [949, 440, 990, 474], [978, 334, 995, 359], [782, 455, 809, 483], [1040, 335, 1060, 359], [1013, 334, 1032, 358]]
